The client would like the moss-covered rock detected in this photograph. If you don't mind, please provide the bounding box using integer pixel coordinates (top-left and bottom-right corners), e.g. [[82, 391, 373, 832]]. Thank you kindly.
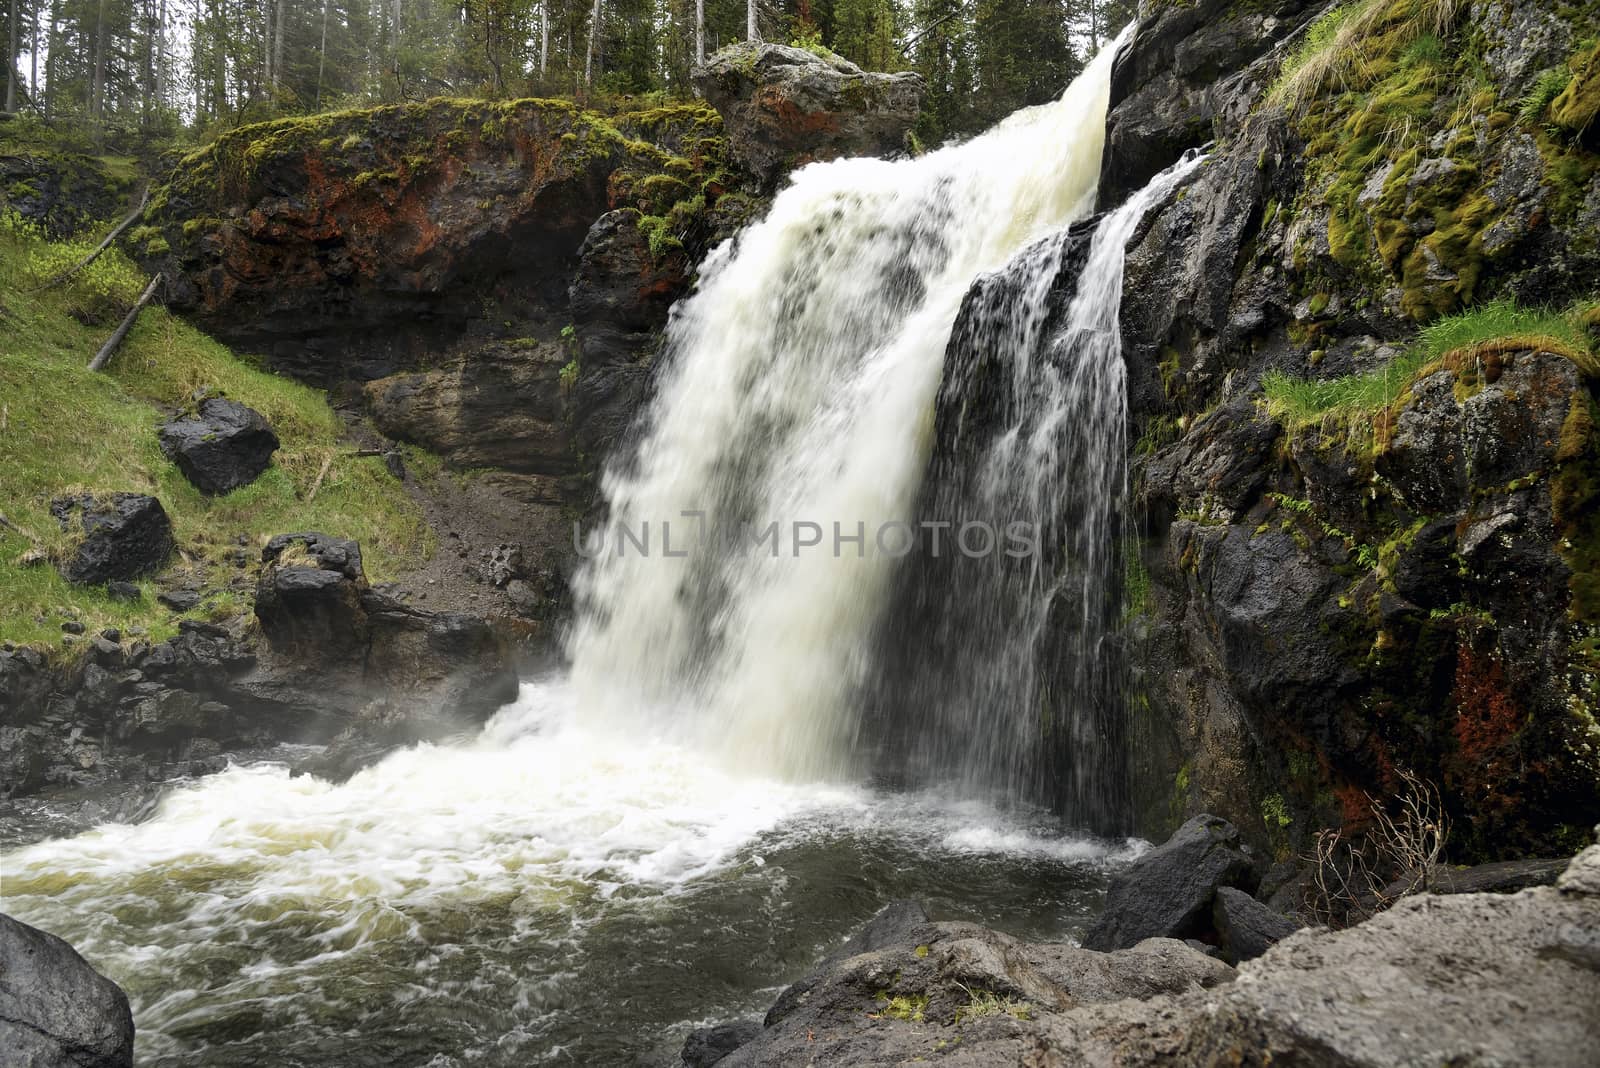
[[694, 42, 923, 190], [141, 96, 727, 385]]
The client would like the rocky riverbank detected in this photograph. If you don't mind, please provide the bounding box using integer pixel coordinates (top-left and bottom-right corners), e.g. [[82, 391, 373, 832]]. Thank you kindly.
[[682, 818, 1600, 1067]]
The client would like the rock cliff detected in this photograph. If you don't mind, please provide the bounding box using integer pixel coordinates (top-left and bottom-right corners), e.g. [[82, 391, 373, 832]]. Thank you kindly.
[[1104, 0, 1600, 857]]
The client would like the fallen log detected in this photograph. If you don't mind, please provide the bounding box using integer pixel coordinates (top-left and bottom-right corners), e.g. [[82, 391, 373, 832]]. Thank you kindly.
[[87, 274, 162, 372]]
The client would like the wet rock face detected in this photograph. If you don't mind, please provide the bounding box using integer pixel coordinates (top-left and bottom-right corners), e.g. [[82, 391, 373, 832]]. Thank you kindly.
[[0, 151, 138, 239], [50, 494, 174, 586], [1099, 0, 1314, 210], [158, 397, 280, 495], [568, 208, 689, 463], [365, 339, 572, 475], [0, 912, 135, 1068], [695, 44, 924, 190]]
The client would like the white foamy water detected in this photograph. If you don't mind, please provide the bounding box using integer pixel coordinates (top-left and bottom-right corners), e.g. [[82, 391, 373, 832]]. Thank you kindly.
[[2, 681, 1138, 1065], [566, 32, 1129, 783]]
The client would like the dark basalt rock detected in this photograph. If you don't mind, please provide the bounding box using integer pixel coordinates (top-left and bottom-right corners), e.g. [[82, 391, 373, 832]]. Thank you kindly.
[[50, 493, 175, 586], [567, 208, 690, 465], [0, 911, 135, 1068], [158, 397, 280, 495], [1211, 886, 1301, 964], [695, 43, 923, 190], [156, 589, 202, 612], [254, 532, 369, 657], [1081, 814, 1257, 951], [681, 1020, 763, 1067]]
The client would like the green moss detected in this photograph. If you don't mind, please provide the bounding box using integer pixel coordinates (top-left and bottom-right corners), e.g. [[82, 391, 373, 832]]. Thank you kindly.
[[1552, 40, 1600, 134], [874, 993, 928, 1022]]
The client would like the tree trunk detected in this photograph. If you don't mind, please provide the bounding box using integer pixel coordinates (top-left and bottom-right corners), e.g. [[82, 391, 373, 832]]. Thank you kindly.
[[88, 276, 163, 372], [695, 0, 704, 65], [43, 0, 57, 119], [747, 0, 758, 43], [153, 0, 168, 114], [584, 0, 601, 87], [29, 0, 38, 104], [5, 0, 17, 113], [271, 0, 286, 92], [92, 0, 108, 125], [392, 0, 402, 79], [539, 0, 549, 76], [317, 0, 329, 108]]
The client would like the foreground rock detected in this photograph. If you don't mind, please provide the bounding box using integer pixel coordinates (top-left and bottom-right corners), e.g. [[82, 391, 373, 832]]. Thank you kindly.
[[1082, 814, 1258, 950], [50, 493, 174, 586], [698, 839, 1600, 1066], [695, 43, 923, 189], [0, 912, 134, 1068], [158, 397, 280, 494]]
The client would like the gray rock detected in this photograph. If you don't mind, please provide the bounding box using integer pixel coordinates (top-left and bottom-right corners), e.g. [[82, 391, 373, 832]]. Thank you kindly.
[[681, 1019, 762, 1067], [1081, 814, 1257, 951], [158, 397, 280, 495], [0, 911, 134, 1068], [695, 43, 922, 190], [1212, 886, 1301, 964]]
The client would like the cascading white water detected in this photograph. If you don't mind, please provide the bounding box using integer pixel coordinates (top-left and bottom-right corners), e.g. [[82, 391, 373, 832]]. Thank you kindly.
[[877, 151, 1207, 823], [566, 34, 1129, 781]]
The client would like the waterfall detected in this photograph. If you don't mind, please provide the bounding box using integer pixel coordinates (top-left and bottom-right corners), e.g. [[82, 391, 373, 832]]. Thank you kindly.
[[875, 151, 1207, 827], [565, 33, 1131, 781]]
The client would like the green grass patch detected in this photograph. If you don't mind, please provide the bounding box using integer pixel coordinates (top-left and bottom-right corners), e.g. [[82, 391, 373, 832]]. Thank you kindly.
[[0, 212, 434, 647], [1262, 300, 1599, 441]]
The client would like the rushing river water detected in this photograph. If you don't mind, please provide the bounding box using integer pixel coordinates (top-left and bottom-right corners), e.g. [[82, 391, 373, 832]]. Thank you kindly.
[[2, 679, 1138, 1065]]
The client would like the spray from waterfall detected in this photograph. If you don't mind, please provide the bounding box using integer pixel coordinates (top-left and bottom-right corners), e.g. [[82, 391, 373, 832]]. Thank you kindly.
[[564, 32, 1133, 781], [875, 151, 1206, 828]]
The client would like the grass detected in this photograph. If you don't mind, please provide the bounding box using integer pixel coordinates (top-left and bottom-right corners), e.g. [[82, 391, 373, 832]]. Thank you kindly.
[[952, 986, 1031, 1025], [1521, 68, 1574, 123], [1261, 300, 1599, 438], [0, 211, 435, 648], [1269, 0, 1465, 114]]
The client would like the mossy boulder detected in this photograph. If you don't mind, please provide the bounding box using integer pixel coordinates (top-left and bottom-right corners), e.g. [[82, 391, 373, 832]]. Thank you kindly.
[[140, 97, 725, 384], [694, 43, 923, 190]]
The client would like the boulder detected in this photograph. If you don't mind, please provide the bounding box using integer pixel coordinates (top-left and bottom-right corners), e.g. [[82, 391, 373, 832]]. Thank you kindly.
[[1211, 886, 1300, 964], [50, 493, 174, 586], [0, 912, 134, 1068], [695, 43, 923, 190], [681, 1020, 763, 1067], [158, 397, 280, 494], [1081, 814, 1257, 951], [253, 532, 370, 656]]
